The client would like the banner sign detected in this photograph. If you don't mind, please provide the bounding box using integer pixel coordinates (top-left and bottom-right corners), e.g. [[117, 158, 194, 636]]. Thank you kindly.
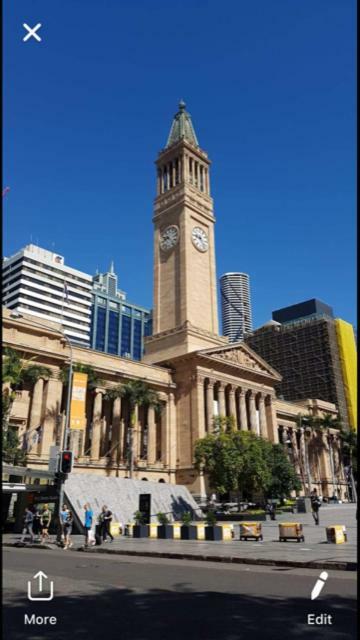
[[70, 372, 88, 430]]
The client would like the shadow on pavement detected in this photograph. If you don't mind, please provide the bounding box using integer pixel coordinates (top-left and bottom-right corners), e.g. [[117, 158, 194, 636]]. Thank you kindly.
[[3, 584, 356, 640]]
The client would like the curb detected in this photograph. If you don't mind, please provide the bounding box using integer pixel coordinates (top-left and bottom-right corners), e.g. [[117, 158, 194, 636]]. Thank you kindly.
[[4, 542, 356, 572]]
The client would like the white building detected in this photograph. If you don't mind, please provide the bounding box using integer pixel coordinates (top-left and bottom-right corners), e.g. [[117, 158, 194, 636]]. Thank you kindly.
[[2, 245, 92, 347], [220, 272, 253, 342]]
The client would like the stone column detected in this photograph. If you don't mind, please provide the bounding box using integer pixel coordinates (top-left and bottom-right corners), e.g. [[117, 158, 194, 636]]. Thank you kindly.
[[258, 394, 268, 438], [40, 377, 63, 458], [195, 378, 206, 441], [265, 396, 279, 443], [29, 378, 44, 430], [132, 404, 140, 462], [110, 396, 121, 462], [157, 169, 161, 195], [238, 390, 248, 430], [28, 378, 45, 454], [217, 382, 226, 416], [206, 380, 214, 432], [281, 427, 289, 456], [91, 389, 103, 461], [229, 386, 236, 421], [160, 401, 168, 465], [290, 429, 301, 475], [248, 391, 257, 433], [147, 405, 156, 464], [168, 393, 176, 469]]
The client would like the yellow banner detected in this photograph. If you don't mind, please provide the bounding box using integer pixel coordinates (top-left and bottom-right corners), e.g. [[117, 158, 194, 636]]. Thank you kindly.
[[70, 372, 88, 430]]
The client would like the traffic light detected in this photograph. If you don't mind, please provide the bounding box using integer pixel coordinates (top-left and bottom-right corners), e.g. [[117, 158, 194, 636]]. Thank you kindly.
[[60, 450, 73, 474]]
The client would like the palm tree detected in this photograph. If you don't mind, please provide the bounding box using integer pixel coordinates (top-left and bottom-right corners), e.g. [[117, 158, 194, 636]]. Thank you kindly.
[[2, 348, 52, 426], [58, 362, 101, 389], [105, 380, 162, 478], [2, 348, 52, 461]]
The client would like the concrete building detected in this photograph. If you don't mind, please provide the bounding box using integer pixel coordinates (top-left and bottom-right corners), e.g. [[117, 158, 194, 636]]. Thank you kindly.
[[3, 103, 348, 500], [245, 300, 357, 429], [220, 272, 252, 342], [91, 263, 152, 360], [2, 244, 92, 347]]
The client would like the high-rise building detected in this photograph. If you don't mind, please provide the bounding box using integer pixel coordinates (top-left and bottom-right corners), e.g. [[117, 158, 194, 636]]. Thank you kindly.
[[220, 272, 252, 342], [245, 299, 356, 429], [91, 263, 152, 360], [2, 244, 92, 347]]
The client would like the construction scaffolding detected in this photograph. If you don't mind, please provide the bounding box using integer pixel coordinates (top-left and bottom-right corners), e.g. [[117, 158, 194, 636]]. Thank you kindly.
[[245, 317, 350, 427]]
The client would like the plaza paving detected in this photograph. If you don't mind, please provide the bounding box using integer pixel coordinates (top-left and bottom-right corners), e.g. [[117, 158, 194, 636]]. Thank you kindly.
[[4, 503, 357, 571]]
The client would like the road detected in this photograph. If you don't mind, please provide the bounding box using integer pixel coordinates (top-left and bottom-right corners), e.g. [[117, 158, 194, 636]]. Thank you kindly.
[[3, 547, 357, 640]]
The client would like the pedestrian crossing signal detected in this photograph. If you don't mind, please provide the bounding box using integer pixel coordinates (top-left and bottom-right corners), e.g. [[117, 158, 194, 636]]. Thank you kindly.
[[60, 450, 73, 474]]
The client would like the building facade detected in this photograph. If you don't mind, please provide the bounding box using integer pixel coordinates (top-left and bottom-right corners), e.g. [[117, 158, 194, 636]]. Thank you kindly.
[[91, 263, 152, 360], [3, 103, 348, 500], [220, 272, 253, 342], [3, 244, 92, 347]]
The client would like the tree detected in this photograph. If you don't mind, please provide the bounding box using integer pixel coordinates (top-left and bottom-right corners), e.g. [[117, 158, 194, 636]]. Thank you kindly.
[[265, 444, 301, 501], [105, 380, 162, 478], [194, 432, 242, 495], [2, 347, 51, 431], [195, 430, 300, 502]]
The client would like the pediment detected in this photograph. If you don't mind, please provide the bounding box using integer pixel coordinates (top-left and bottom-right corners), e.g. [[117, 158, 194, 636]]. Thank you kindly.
[[199, 342, 282, 381]]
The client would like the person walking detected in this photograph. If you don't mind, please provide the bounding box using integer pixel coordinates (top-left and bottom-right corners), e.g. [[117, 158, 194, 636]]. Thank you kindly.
[[63, 510, 74, 550], [83, 503, 93, 548], [40, 504, 52, 543], [101, 505, 114, 543], [20, 507, 35, 543], [33, 506, 42, 542], [310, 489, 321, 525], [59, 504, 70, 546]]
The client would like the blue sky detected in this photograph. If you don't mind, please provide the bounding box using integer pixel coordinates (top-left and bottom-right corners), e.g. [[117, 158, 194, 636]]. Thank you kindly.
[[3, 0, 356, 328]]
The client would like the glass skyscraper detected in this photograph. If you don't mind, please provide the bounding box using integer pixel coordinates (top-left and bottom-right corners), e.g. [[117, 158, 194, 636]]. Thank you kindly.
[[91, 263, 152, 360]]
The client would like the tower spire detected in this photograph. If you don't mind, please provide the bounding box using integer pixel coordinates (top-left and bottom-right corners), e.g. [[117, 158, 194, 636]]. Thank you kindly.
[[109, 260, 115, 274], [166, 100, 199, 149]]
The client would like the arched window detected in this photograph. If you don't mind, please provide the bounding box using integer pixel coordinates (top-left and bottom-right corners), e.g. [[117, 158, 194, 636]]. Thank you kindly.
[[158, 479, 165, 483]]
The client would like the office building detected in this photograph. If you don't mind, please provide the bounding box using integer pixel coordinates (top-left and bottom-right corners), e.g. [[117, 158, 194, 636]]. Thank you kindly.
[[245, 299, 356, 429], [91, 263, 152, 360], [2, 244, 92, 347], [220, 272, 252, 342]]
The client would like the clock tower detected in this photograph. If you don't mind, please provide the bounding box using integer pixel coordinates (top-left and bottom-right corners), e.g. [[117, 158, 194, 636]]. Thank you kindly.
[[144, 101, 227, 364]]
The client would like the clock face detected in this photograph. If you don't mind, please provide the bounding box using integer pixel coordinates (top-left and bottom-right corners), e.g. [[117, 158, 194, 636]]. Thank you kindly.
[[159, 225, 179, 251], [191, 226, 208, 252]]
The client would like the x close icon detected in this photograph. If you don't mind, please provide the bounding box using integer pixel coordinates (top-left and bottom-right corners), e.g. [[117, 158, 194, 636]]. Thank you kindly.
[[23, 23, 42, 42]]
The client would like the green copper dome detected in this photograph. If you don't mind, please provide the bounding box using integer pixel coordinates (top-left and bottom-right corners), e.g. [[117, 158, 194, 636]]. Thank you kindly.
[[166, 101, 199, 149]]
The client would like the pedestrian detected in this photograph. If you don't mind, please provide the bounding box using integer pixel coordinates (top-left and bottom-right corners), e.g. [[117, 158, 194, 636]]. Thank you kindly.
[[83, 503, 93, 548], [20, 507, 34, 543], [40, 504, 52, 543], [63, 510, 74, 550], [33, 506, 42, 541], [59, 504, 70, 546], [310, 489, 321, 525], [101, 505, 114, 543]]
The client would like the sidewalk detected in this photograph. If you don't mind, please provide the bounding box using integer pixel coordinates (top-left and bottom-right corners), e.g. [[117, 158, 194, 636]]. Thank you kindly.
[[4, 504, 357, 572]]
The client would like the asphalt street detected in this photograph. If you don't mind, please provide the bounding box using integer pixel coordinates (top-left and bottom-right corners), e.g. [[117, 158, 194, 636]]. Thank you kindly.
[[3, 546, 357, 640]]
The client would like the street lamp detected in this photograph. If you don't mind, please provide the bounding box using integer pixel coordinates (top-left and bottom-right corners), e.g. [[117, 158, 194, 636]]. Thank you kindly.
[[9, 312, 73, 519]]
